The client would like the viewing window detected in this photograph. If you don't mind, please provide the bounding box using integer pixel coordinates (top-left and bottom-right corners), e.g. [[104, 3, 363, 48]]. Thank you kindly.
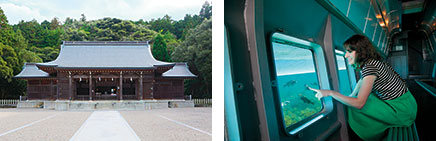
[[271, 40, 323, 129], [335, 51, 352, 95]]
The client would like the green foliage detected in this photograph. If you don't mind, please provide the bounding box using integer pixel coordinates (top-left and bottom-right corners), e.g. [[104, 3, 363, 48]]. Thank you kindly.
[[0, 2, 212, 99], [13, 20, 44, 47], [172, 19, 212, 98], [64, 17, 74, 25], [61, 17, 157, 42], [0, 43, 21, 103], [0, 43, 15, 81], [41, 20, 50, 29], [163, 32, 179, 55], [0, 7, 42, 99], [29, 46, 59, 62], [200, 1, 212, 20], [18, 49, 42, 63], [50, 17, 61, 30], [152, 33, 172, 62], [148, 15, 175, 35], [0, 8, 15, 47], [80, 14, 86, 22], [0, 7, 8, 29]]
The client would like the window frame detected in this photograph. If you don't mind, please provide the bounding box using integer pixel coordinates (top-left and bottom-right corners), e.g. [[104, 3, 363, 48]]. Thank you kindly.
[[224, 25, 241, 140], [269, 32, 333, 136], [335, 50, 357, 90]]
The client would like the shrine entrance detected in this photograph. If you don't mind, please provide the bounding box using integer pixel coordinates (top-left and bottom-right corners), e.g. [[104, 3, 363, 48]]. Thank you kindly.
[[94, 78, 119, 100]]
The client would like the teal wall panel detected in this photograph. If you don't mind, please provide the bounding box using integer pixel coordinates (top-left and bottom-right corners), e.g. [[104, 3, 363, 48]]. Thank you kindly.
[[264, 0, 329, 45], [364, 6, 376, 40], [348, 0, 371, 32], [327, 0, 389, 56], [329, 0, 350, 16], [371, 22, 379, 42], [331, 15, 355, 51], [375, 25, 383, 47]]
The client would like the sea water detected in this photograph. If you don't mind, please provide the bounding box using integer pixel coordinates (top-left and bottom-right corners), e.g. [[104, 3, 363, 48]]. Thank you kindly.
[[277, 69, 351, 127]]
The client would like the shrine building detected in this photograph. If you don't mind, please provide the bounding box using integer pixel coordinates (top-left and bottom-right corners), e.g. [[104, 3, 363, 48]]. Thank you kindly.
[[14, 41, 196, 101]]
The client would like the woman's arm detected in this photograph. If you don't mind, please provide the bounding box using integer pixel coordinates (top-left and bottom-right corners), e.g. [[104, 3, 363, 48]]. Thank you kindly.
[[349, 79, 363, 97], [309, 75, 376, 109]]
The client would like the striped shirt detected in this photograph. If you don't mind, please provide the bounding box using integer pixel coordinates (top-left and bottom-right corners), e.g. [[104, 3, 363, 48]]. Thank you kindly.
[[361, 59, 408, 100]]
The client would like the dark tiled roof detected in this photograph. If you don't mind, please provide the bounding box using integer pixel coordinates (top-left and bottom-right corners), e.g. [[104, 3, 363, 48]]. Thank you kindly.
[[162, 63, 197, 78], [36, 41, 173, 68], [14, 63, 50, 78]]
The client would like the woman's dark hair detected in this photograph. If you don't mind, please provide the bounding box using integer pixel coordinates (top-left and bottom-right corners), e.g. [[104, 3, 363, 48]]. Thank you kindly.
[[344, 34, 382, 69]]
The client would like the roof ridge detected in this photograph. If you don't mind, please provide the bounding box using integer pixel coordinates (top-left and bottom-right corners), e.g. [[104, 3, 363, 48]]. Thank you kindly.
[[63, 41, 150, 46]]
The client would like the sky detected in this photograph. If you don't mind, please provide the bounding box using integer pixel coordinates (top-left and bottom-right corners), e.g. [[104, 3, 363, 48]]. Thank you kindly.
[[0, 0, 209, 25]]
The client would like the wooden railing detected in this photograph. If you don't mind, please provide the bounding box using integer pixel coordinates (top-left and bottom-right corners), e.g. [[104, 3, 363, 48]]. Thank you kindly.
[[75, 95, 90, 100], [193, 99, 212, 107], [122, 95, 137, 100], [93, 95, 118, 100], [0, 99, 19, 105]]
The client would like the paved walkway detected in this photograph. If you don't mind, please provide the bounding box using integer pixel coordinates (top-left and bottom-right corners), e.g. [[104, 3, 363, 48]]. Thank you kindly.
[[70, 111, 140, 141]]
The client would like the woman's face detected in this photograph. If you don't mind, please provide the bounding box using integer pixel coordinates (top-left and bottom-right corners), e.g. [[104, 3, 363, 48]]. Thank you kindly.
[[345, 50, 356, 65]]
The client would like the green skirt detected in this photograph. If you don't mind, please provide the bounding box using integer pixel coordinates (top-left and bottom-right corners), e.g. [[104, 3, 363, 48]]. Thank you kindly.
[[348, 91, 417, 140]]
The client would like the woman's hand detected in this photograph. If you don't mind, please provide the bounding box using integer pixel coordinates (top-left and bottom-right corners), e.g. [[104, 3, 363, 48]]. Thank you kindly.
[[308, 87, 330, 100], [307, 75, 376, 109]]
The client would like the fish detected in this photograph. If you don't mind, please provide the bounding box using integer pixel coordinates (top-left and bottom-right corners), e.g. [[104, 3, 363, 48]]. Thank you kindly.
[[299, 94, 314, 105], [304, 84, 310, 90], [283, 80, 297, 87], [281, 101, 290, 107]]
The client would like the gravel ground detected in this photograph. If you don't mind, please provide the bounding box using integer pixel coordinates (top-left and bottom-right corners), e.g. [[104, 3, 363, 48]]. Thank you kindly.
[[0, 109, 60, 134], [0, 107, 212, 141], [0, 109, 92, 140], [121, 107, 212, 141]]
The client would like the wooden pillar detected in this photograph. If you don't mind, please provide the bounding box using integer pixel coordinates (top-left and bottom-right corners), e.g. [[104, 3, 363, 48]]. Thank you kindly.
[[151, 80, 155, 99], [89, 72, 92, 100], [151, 70, 155, 99], [50, 80, 53, 100], [26, 81, 30, 100], [120, 71, 123, 100], [39, 80, 42, 99], [68, 71, 72, 100], [139, 72, 143, 100], [56, 80, 59, 100]]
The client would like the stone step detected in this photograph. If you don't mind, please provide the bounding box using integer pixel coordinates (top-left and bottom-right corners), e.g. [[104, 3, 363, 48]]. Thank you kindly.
[[17, 100, 194, 111]]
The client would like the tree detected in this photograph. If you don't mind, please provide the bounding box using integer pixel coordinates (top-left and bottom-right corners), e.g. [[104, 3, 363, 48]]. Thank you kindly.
[[41, 20, 50, 29], [0, 7, 15, 46], [172, 19, 211, 98], [152, 33, 171, 62], [13, 20, 45, 47], [200, 1, 212, 20], [0, 43, 16, 82], [62, 17, 157, 42], [148, 15, 175, 34], [18, 49, 42, 63], [0, 7, 42, 99], [163, 32, 179, 56], [0, 3, 211, 99], [0, 7, 8, 29], [64, 17, 74, 25], [80, 14, 86, 22], [50, 17, 61, 30]]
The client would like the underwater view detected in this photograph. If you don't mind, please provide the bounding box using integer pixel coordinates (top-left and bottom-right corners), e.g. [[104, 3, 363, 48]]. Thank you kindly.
[[272, 41, 323, 128], [272, 42, 353, 128], [276, 72, 322, 127], [277, 69, 350, 127]]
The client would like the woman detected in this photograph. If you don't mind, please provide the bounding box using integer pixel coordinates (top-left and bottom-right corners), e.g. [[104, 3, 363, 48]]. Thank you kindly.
[[309, 34, 417, 140]]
